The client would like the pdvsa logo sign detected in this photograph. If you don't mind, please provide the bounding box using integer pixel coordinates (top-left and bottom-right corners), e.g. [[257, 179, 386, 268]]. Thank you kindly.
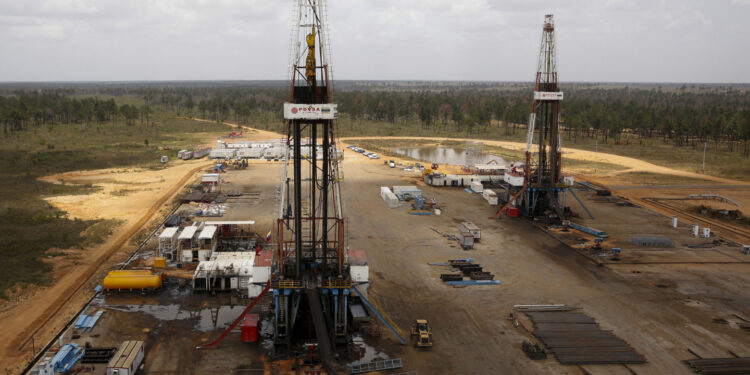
[[291, 107, 298, 114]]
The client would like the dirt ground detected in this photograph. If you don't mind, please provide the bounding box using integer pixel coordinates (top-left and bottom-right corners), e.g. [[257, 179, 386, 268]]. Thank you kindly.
[[10, 127, 750, 374], [339, 150, 750, 374]]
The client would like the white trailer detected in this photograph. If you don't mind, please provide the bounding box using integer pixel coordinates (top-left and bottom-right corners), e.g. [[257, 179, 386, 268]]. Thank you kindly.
[[209, 149, 236, 159], [193, 148, 211, 158], [107, 340, 144, 375]]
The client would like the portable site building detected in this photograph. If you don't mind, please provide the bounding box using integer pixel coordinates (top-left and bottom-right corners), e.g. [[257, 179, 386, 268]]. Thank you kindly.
[[201, 173, 220, 185], [158, 227, 179, 260], [236, 148, 264, 159], [210, 148, 236, 159], [197, 225, 218, 261], [193, 148, 211, 158], [503, 172, 524, 187], [248, 250, 272, 298], [179, 226, 199, 263], [474, 164, 506, 175], [470, 181, 483, 193], [107, 340, 144, 375], [482, 189, 499, 205], [192, 251, 254, 291]]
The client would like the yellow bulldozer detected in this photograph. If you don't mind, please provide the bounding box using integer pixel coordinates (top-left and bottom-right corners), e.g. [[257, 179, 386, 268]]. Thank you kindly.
[[410, 319, 433, 348]]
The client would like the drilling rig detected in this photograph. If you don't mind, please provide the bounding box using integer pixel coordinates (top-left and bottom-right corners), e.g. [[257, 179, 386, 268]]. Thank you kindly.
[[496, 14, 570, 222], [274, 0, 351, 366]]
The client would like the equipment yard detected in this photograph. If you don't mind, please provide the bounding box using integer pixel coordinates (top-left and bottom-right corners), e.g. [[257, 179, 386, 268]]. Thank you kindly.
[[12, 138, 749, 374]]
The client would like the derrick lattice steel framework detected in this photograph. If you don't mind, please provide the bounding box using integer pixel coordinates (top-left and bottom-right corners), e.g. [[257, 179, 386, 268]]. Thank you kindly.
[[521, 14, 567, 220], [274, 0, 351, 362]]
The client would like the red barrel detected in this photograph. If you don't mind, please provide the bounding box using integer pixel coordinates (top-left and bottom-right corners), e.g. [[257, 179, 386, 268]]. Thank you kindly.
[[241, 314, 259, 342]]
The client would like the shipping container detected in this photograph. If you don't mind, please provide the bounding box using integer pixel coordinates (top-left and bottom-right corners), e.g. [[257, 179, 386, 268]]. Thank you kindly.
[[460, 222, 481, 241], [107, 340, 144, 375]]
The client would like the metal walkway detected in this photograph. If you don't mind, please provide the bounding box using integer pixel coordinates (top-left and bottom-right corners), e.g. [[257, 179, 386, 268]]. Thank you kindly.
[[348, 358, 403, 374]]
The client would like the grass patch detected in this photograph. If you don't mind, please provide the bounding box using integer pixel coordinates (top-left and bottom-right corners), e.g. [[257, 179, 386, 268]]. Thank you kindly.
[[0, 207, 95, 296], [616, 172, 713, 185], [110, 188, 137, 196], [81, 219, 124, 247], [0, 114, 232, 298]]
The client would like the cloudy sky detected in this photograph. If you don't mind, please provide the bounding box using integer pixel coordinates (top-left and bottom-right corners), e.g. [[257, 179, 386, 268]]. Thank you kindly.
[[0, 0, 748, 83]]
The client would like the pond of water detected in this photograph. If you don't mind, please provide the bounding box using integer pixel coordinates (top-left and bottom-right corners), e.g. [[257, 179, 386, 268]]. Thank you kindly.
[[393, 146, 505, 166]]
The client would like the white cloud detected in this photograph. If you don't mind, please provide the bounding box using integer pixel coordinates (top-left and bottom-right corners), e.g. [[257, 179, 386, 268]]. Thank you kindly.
[[0, 0, 746, 82]]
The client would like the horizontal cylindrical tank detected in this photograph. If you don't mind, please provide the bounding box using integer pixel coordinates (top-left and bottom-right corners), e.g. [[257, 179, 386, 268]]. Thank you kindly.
[[103, 271, 163, 291], [107, 270, 153, 276]]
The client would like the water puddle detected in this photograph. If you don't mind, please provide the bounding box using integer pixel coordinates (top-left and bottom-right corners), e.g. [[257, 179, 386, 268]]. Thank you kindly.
[[349, 334, 389, 364], [99, 284, 256, 332], [394, 146, 505, 166]]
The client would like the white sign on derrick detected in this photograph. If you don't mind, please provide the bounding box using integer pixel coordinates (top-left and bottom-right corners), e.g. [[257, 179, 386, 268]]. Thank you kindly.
[[283, 103, 338, 120], [533, 91, 564, 101]]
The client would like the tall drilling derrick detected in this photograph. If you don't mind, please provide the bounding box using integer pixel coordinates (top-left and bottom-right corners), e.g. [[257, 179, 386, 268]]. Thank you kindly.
[[521, 14, 567, 220], [274, 0, 350, 364]]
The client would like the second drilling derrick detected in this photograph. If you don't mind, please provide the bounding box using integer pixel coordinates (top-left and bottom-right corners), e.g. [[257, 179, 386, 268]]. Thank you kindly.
[[274, 0, 351, 365], [518, 14, 568, 221]]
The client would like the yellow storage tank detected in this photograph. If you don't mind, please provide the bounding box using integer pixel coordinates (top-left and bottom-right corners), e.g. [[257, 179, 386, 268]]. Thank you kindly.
[[153, 257, 167, 268], [107, 270, 153, 276], [102, 271, 163, 291]]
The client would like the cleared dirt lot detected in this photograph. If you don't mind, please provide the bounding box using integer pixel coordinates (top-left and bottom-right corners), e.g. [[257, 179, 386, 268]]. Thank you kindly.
[[13, 131, 750, 375], [341, 150, 750, 374]]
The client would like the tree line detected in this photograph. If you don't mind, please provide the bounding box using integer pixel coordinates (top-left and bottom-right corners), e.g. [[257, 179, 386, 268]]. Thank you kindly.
[[2, 83, 749, 155], [0, 91, 154, 136]]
